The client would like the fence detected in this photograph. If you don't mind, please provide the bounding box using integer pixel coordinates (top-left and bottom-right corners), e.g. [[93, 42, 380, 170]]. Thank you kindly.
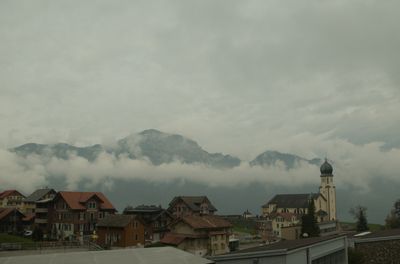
[[0, 240, 86, 251]]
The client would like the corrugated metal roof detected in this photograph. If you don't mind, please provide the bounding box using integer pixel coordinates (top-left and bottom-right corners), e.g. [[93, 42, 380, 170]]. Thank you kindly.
[[0, 247, 214, 264]]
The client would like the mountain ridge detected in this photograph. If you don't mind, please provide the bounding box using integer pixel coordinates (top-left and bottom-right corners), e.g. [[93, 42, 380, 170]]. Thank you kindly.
[[10, 129, 322, 169]]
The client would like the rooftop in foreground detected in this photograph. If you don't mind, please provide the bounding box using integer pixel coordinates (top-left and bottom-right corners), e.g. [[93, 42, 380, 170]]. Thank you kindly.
[[0, 247, 214, 264]]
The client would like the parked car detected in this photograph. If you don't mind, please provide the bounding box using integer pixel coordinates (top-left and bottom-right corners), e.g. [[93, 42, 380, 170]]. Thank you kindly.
[[23, 230, 33, 237]]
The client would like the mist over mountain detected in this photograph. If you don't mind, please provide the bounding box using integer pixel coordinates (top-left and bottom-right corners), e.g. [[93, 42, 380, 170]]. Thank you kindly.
[[10, 129, 242, 169], [5, 129, 400, 224], [11, 143, 103, 162], [250, 150, 322, 169], [10, 129, 325, 170]]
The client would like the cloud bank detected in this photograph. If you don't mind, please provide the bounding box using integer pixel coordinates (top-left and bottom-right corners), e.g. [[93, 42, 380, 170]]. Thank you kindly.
[[1, 134, 399, 195]]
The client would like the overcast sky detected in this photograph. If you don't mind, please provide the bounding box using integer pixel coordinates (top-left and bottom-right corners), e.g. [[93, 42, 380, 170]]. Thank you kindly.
[[1, 0, 399, 158]]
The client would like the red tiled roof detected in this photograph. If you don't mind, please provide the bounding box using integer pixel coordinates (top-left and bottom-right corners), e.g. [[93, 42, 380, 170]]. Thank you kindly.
[[0, 190, 25, 199], [160, 233, 187, 245], [58, 191, 115, 210], [181, 215, 233, 229], [0, 208, 13, 221]]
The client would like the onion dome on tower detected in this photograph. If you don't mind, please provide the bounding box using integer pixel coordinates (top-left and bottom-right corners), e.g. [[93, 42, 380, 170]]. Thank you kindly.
[[320, 159, 333, 176]]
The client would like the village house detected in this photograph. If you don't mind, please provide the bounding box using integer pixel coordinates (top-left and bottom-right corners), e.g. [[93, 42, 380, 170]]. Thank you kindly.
[[168, 196, 217, 218], [123, 205, 174, 243], [161, 214, 232, 256], [0, 207, 25, 234], [255, 218, 273, 242], [49, 191, 116, 240], [23, 188, 57, 214], [96, 214, 145, 248], [0, 190, 25, 211]]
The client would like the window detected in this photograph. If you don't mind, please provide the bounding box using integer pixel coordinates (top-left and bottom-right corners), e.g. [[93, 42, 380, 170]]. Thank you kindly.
[[135, 234, 138, 241], [88, 202, 96, 209]]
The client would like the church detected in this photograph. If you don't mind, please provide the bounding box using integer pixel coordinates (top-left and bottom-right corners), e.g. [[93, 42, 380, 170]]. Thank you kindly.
[[261, 159, 337, 238]]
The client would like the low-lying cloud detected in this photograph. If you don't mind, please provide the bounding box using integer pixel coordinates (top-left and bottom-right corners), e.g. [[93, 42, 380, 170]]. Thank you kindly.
[[1, 135, 399, 196]]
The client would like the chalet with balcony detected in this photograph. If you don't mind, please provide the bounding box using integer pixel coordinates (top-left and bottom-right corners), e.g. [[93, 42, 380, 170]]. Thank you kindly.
[[0, 190, 25, 210], [123, 205, 174, 244], [23, 188, 57, 214], [49, 191, 116, 240], [168, 196, 217, 218]]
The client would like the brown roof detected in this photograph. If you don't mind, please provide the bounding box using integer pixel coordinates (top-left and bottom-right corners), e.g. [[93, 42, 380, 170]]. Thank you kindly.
[[97, 214, 137, 228], [169, 196, 217, 212], [0, 208, 14, 221], [160, 233, 187, 246], [58, 191, 115, 210], [0, 190, 25, 199], [0, 208, 24, 221], [180, 215, 232, 230]]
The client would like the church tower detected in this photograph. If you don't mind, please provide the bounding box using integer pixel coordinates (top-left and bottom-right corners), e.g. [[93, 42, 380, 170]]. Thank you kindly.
[[319, 159, 337, 221]]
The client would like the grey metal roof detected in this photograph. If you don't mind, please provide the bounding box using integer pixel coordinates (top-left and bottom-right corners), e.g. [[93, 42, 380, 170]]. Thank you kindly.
[[263, 193, 318, 209], [24, 189, 55, 203], [234, 234, 345, 253], [124, 205, 163, 214], [0, 247, 214, 264]]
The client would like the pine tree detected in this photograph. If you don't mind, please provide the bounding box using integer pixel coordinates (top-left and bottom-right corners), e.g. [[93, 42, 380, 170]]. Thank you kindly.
[[356, 209, 368, 232], [301, 198, 320, 237], [385, 199, 400, 229], [350, 206, 369, 232]]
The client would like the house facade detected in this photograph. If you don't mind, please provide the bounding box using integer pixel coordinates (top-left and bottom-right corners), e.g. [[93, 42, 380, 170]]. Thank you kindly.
[[0, 208, 25, 233], [0, 190, 25, 211], [161, 215, 232, 256], [23, 188, 57, 214], [49, 191, 116, 240], [96, 214, 145, 248], [168, 196, 217, 218], [123, 205, 174, 243]]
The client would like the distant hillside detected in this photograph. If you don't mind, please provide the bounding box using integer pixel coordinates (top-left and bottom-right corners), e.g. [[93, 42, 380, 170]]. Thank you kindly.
[[10, 129, 241, 169], [11, 143, 103, 162], [249, 150, 321, 169], [112, 129, 241, 168], [11, 130, 325, 170]]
